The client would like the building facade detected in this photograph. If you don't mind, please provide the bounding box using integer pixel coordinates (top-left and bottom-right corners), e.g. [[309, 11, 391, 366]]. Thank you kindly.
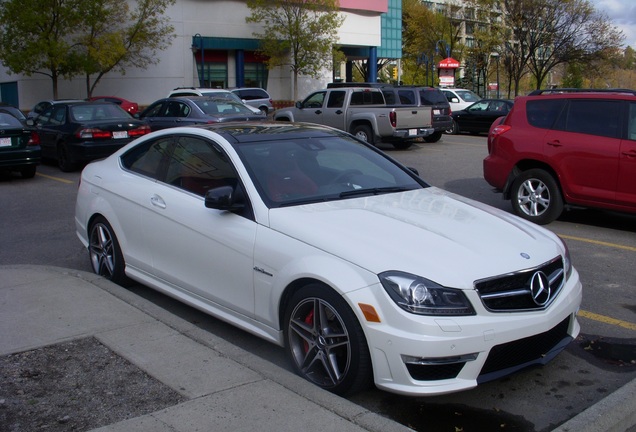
[[0, 0, 402, 110]]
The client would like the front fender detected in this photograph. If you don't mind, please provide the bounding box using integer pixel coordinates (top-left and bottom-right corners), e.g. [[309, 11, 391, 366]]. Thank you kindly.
[[273, 109, 296, 122]]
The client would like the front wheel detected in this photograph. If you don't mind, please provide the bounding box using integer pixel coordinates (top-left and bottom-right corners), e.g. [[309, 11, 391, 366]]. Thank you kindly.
[[88, 216, 131, 286], [284, 284, 372, 395], [446, 120, 459, 135], [510, 169, 563, 225]]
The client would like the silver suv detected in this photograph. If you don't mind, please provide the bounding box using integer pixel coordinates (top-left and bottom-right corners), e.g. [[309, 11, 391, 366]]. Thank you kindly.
[[230, 88, 274, 114]]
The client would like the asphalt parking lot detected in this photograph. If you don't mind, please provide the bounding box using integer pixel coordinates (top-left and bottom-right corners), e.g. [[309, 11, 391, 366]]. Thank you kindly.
[[1, 132, 634, 432]]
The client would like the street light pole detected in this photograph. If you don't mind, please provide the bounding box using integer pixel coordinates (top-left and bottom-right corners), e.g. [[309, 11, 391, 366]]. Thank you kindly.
[[491, 53, 500, 98]]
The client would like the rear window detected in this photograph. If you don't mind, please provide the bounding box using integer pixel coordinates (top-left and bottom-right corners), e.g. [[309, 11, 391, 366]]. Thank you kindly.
[[418, 89, 448, 105]]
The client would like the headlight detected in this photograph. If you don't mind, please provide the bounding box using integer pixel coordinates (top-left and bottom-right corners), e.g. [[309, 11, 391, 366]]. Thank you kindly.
[[559, 237, 573, 279], [379, 271, 475, 316]]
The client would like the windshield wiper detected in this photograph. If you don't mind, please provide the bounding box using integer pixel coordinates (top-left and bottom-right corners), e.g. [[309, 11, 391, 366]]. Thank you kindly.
[[339, 186, 413, 199]]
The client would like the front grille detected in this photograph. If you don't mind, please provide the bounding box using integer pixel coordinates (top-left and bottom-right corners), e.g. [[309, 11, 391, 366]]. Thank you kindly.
[[406, 362, 466, 381], [475, 256, 564, 311], [478, 316, 572, 382]]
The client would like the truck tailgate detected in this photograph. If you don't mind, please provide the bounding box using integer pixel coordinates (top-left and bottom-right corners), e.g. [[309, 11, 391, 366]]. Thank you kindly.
[[394, 107, 432, 129]]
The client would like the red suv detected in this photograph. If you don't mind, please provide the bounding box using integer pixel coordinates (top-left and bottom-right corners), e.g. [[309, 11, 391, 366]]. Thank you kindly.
[[483, 89, 636, 224]]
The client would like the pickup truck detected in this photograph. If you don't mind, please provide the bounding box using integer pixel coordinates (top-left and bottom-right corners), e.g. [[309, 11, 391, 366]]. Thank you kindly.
[[273, 87, 434, 149]]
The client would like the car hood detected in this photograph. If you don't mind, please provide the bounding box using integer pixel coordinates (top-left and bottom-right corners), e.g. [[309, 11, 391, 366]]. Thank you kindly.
[[267, 187, 563, 289]]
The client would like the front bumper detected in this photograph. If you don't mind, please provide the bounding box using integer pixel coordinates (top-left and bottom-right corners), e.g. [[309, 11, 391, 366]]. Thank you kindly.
[[346, 268, 582, 396]]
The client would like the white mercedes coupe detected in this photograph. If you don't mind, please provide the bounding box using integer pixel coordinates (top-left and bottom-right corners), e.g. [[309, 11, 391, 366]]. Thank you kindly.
[[75, 122, 582, 396]]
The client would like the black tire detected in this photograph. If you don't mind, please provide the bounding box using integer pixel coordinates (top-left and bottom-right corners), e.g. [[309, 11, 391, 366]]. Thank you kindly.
[[88, 216, 131, 286], [351, 124, 374, 145], [57, 143, 77, 172], [510, 169, 563, 225], [446, 120, 459, 135], [20, 165, 37, 178], [284, 283, 372, 395], [423, 131, 443, 143]]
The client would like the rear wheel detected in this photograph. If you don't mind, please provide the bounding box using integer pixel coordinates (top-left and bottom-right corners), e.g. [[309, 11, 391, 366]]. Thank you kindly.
[[423, 131, 443, 143], [284, 284, 372, 395], [20, 165, 36, 178], [510, 169, 563, 225], [57, 143, 77, 172], [351, 124, 374, 145], [446, 120, 459, 135], [88, 216, 131, 286]]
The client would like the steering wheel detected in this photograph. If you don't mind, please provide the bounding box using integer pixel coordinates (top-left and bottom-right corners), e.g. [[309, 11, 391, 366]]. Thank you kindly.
[[331, 169, 362, 184]]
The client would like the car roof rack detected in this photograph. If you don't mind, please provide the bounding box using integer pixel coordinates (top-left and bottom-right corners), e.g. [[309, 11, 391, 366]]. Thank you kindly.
[[528, 88, 636, 96]]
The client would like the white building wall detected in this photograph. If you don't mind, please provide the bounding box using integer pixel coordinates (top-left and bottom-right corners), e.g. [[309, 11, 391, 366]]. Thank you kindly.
[[0, 0, 382, 110]]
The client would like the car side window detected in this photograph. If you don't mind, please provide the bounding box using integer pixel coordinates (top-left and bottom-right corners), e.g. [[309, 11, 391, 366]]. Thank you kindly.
[[121, 137, 173, 179], [143, 102, 165, 118], [629, 103, 636, 141], [165, 136, 238, 196], [468, 101, 490, 112], [327, 91, 346, 108], [302, 92, 326, 109], [557, 100, 621, 138], [397, 90, 415, 105], [526, 99, 566, 129]]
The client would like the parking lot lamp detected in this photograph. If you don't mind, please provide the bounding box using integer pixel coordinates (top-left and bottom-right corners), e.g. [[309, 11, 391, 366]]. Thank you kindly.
[[191, 34, 205, 87]]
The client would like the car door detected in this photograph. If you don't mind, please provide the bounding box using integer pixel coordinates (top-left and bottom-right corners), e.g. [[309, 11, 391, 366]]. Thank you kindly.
[[458, 100, 491, 132], [35, 105, 68, 159], [617, 101, 636, 208], [292, 91, 327, 123], [544, 99, 621, 205], [140, 134, 257, 316]]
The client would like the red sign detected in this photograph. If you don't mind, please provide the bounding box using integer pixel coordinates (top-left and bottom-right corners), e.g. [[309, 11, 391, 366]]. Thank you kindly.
[[438, 57, 460, 68]]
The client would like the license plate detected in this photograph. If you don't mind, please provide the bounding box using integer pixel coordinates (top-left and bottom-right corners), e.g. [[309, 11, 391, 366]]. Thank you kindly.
[[409, 129, 417, 136], [433, 109, 441, 115], [112, 131, 128, 139], [0, 137, 11, 147]]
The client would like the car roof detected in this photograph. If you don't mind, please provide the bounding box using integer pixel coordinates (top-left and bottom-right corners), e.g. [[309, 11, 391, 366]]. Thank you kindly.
[[527, 88, 636, 96]]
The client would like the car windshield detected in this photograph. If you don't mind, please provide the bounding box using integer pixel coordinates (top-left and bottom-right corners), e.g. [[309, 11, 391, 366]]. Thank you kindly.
[[193, 99, 255, 115], [71, 103, 131, 121], [233, 134, 426, 207], [456, 90, 481, 102]]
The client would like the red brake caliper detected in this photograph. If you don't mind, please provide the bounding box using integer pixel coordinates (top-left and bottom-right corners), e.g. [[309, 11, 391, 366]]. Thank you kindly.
[[303, 309, 314, 353]]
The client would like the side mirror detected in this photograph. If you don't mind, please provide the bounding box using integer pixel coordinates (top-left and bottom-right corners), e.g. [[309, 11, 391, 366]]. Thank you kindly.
[[26, 118, 35, 127], [205, 185, 245, 211], [295, 101, 302, 109], [451, 97, 460, 103]]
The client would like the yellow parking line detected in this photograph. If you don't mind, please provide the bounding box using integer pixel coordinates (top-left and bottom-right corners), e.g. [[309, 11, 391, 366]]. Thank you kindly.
[[36, 172, 74, 184], [560, 234, 636, 253], [578, 310, 636, 331]]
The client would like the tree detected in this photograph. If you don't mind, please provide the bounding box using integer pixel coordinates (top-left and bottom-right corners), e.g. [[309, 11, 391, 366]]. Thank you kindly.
[[0, 0, 85, 98], [0, 0, 175, 99], [79, 0, 175, 97], [246, 0, 344, 100]]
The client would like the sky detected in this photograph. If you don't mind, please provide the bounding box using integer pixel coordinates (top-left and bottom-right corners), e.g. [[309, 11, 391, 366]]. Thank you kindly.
[[590, 0, 636, 48]]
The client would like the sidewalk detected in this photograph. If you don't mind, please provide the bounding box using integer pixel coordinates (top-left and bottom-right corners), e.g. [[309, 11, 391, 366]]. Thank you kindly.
[[1, 265, 635, 432]]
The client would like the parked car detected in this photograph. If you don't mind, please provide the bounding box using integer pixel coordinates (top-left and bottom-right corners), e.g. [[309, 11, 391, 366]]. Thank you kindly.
[[274, 87, 434, 149], [484, 88, 636, 224], [33, 101, 151, 172], [168, 87, 262, 114], [230, 87, 274, 114], [440, 88, 482, 111], [26, 99, 82, 121], [75, 121, 582, 397], [447, 99, 514, 135], [88, 96, 139, 116], [0, 103, 28, 123], [0, 112, 41, 178], [139, 96, 266, 131], [376, 85, 452, 143]]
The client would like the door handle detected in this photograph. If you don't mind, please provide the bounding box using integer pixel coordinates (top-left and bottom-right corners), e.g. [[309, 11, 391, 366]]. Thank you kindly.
[[622, 150, 636, 158], [547, 140, 562, 147], [335, 110, 343, 115], [315, 110, 322, 114], [150, 194, 166, 209]]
